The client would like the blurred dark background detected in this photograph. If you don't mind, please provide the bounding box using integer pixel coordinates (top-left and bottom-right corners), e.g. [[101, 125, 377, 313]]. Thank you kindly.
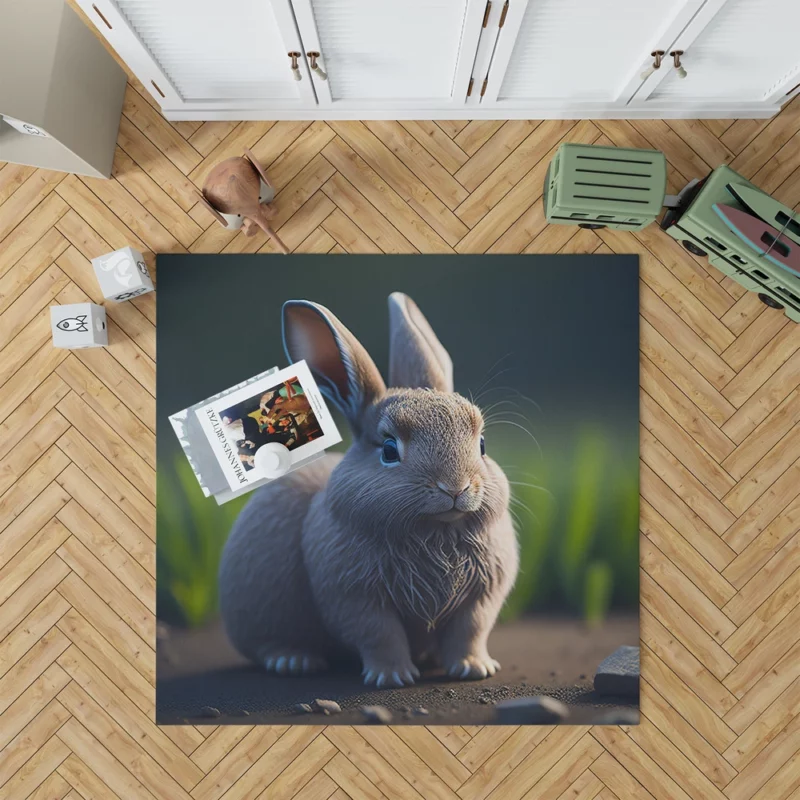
[[157, 254, 639, 629]]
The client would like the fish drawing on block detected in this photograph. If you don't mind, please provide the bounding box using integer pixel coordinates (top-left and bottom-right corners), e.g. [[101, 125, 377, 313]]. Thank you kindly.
[[56, 315, 89, 332], [712, 203, 800, 278]]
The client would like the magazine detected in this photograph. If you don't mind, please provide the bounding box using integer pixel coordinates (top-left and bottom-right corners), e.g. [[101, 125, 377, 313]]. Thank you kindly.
[[194, 361, 341, 492], [169, 361, 342, 504]]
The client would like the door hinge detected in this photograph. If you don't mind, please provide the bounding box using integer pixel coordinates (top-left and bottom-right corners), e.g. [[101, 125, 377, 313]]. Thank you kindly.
[[467, 77, 475, 97], [482, 0, 492, 27], [499, 0, 509, 27], [480, 77, 488, 97]]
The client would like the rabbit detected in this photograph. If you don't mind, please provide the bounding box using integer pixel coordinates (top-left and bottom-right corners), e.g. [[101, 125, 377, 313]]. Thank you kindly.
[[218, 292, 518, 686]]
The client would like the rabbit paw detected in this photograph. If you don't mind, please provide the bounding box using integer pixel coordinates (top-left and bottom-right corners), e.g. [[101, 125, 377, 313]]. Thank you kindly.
[[362, 660, 420, 688], [446, 655, 501, 680], [263, 651, 328, 675]]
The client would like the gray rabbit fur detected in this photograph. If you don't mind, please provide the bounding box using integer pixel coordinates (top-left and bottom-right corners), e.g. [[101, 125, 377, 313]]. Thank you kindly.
[[219, 292, 518, 686]]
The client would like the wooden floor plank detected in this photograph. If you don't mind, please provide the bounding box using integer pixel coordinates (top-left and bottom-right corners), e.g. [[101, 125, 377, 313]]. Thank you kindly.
[[453, 121, 540, 192], [56, 518, 156, 628], [0, 227, 68, 316], [591, 726, 696, 800], [57, 681, 197, 799], [454, 119, 578, 230], [400, 120, 470, 174], [643, 536, 736, 652], [641, 573, 737, 682], [57, 752, 124, 800], [365, 120, 469, 210], [641, 607, 737, 717], [322, 174, 416, 253], [329, 121, 468, 246], [0, 163, 37, 206], [322, 137, 452, 253], [121, 84, 202, 175], [111, 148, 203, 249], [639, 679, 737, 789]]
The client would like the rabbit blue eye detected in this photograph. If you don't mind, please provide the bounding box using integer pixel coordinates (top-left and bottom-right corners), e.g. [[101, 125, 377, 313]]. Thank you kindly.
[[480, 435, 486, 456], [381, 437, 401, 465]]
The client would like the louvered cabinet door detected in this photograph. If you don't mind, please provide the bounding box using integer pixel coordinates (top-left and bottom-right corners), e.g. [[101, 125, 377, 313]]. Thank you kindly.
[[288, 0, 487, 109], [76, 0, 316, 112], [479, 0, 705, 110], [632, 0, 800, 110]]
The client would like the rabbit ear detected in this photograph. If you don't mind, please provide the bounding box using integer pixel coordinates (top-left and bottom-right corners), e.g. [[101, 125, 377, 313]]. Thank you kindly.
[[388, 292, 453, 392], [282, 300, 386, 434]]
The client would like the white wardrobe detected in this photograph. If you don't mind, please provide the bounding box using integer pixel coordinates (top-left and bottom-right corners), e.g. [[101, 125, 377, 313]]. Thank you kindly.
[[78, 0, 800, 120]]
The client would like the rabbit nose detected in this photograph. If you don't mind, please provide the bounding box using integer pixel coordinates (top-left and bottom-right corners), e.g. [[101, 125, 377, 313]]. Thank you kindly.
[[436, 481, 470, 499]]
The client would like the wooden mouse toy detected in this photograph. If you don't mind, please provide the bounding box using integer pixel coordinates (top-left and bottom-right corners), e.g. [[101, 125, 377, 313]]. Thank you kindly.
[[198, 148, 289, 254]]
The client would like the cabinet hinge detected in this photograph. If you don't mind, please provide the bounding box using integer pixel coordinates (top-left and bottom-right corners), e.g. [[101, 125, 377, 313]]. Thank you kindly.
[[467, 77, 474, 97], [482, 0, 492, 27], [499, 0, 509, 27], [480, 77, 488, 97]]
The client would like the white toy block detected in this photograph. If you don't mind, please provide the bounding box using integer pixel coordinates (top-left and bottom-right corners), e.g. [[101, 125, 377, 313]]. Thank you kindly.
[[51, 303, 107, 349], [91, 246, 154, 302]]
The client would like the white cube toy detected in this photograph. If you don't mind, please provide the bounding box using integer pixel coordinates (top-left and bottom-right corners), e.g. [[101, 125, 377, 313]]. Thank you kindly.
[[91, 246, 154, 302], [51, 303, 108, 349]]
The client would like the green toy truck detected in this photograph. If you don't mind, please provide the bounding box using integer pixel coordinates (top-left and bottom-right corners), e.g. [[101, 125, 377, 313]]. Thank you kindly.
[[660, 165, 800, 323], [544, 143, 800, 322]]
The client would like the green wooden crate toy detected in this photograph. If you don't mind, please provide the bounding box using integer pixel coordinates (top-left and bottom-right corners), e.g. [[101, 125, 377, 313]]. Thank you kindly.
[[544, 143, 800, 322], [544, 143, 667, 231]]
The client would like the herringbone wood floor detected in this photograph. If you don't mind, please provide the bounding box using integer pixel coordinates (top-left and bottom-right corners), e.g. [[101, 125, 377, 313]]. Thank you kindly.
[[2, 18, 800, 798]]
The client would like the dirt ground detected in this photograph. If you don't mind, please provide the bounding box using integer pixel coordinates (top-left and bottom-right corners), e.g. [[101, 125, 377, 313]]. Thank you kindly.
[[156, 613, 639, 726]]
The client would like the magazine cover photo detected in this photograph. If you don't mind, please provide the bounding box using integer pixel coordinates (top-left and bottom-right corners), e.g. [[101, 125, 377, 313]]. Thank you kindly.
[[219, 375, 319, 471], [156, 254, 640, 726]]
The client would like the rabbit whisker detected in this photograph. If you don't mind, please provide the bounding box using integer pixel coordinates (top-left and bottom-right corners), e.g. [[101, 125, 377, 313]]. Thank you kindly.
[[471, 354, 515, 403], [484, 418, 540, 446], [503, 387, 543, 414], [508, 494, 537, 517], [479, 399, 523, 417], [508, 493, 544, 526], [508, 480, 551, 495]]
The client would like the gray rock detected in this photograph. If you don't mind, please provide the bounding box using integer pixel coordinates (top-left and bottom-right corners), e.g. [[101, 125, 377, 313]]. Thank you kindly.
[[200, 706, 221, 719], [592, 709, 640, 725], [412, 706, 429, 716], [495, 696, 570, 724], [360, 705, 393, 724], [293, 703, 313, 714], [312, 698, 342, 715], [594, 646, 640, 698]]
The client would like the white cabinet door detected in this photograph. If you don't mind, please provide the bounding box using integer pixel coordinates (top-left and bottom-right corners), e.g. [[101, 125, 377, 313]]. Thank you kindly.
[[633, 0, 800, 109], [289, 0, 487, 109], [479, 0, 705, 111], [76, 0, 316, 112]]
